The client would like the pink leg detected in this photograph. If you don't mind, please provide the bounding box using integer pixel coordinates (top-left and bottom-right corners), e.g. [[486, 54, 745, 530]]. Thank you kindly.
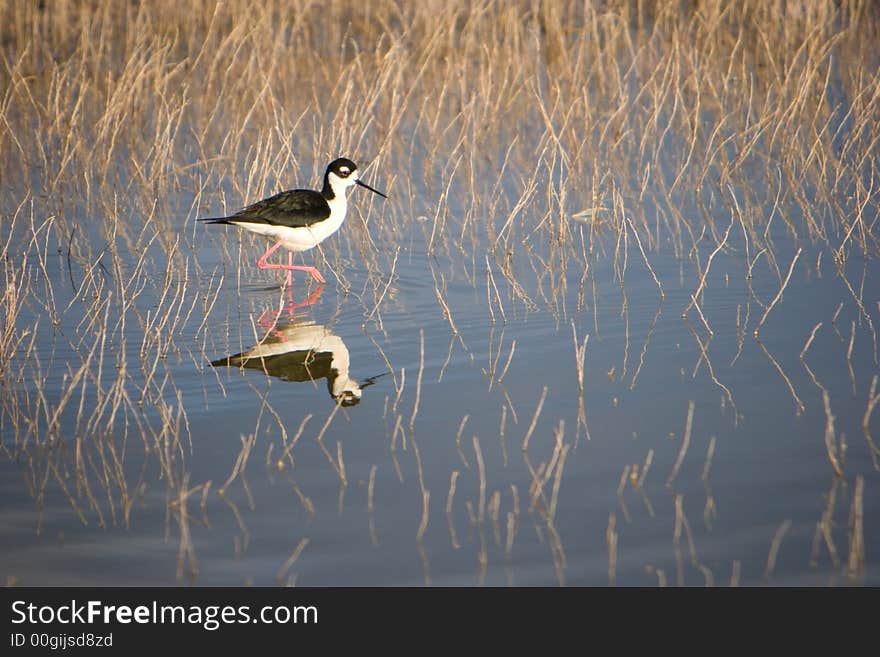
[[287, 252, 293, 289], [257, 284, 326, 332], [286, 284, 325, 314], [256, 241, 325, 283]]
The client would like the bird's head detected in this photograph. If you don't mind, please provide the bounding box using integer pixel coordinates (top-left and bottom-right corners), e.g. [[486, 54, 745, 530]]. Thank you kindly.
[[326, 157, 387, 199]]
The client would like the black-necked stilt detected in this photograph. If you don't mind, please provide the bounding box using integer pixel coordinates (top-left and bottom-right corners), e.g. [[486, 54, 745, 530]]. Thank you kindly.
[[200, 157, 386, 284], [211, 319, 384, 406]]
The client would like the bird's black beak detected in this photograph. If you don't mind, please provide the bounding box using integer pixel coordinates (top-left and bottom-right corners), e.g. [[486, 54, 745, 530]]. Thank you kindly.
[[356, 179, 388, 199], [360, 372, 390, 389]]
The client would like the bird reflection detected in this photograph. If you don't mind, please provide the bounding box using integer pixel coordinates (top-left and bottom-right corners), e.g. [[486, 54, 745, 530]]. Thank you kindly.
[[211, 319, 382, 406]]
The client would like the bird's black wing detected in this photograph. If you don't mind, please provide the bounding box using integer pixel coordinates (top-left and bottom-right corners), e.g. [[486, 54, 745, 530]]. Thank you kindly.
[[200, 189, 331, 228], [212, 350, 333, 383]]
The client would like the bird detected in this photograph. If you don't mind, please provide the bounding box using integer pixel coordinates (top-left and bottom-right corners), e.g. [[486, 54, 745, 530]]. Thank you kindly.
[[200, 157, 386, 285], [211, 319, 385, 406]]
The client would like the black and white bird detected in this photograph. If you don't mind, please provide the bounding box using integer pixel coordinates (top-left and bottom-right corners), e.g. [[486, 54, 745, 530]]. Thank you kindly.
[[200, 157, 386, 284], [211, 319, 384, 406]]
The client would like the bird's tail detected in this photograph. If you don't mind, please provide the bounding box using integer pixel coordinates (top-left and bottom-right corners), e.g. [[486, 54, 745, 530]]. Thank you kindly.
[[210, 353, 246, 367], [198, 216, 233, 225]]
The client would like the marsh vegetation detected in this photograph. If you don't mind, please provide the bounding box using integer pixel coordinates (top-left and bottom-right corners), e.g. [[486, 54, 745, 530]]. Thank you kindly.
[[1, 0, 878, 585]]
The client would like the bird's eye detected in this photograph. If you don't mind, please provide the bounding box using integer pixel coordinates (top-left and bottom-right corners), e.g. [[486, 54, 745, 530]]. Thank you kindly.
[[339, 166, 350, 176]]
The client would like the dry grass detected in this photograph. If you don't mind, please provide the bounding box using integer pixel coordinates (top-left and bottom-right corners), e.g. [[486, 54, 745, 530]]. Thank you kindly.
[[1, 0, 879, 585]]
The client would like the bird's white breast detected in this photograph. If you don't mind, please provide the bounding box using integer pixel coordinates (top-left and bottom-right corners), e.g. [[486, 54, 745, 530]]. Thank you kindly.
[[280, 194, 348, 252]]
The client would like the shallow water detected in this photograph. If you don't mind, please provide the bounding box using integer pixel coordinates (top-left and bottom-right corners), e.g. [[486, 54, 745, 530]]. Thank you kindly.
[[4, 0, 880, 590], [2, 187, 878, 586]]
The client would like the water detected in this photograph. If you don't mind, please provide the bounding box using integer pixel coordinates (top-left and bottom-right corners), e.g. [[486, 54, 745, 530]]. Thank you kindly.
[[4, 0, 880, 590], [2, 188, 877, 586]]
